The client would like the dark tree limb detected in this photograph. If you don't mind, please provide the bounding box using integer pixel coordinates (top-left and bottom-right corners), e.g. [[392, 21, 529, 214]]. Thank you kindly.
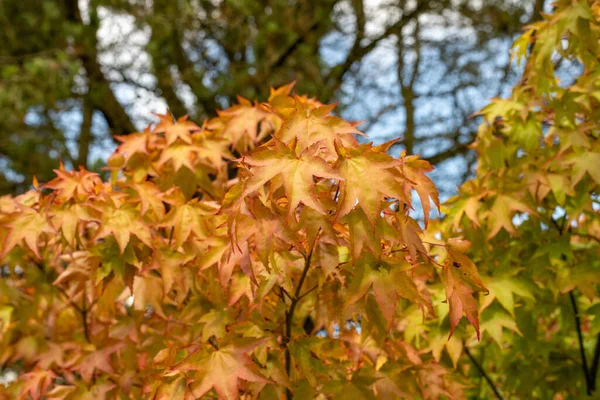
[[77, 95, 93, 168], [590, 333, 600, 392], [323, 1, 430, 102], [284, 239, 317, 400], [464, 346, 503, 400], [570, 291, 593, 395], [63, 0, 136, 137]]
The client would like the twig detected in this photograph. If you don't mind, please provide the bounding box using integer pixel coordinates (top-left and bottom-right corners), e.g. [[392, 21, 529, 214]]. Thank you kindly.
[[464, 346, 503, 399], [590, 333, 600, 393], [284, 238, 317, 400], [208, 336, 219, 351], [168, 226, 175, 246], [297, 285, 318, 301], [81, 293, 90, 343], [569, 291, 592, 395]]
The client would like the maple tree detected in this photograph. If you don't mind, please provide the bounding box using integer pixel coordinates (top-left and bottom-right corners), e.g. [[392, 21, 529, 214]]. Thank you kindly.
[[1, 1, 599, 399], [0, 79, 484, 399], [439, 0, 600, 397]]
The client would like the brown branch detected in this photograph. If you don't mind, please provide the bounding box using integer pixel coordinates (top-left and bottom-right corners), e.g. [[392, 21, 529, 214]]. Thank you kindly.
[[324, 1, 430, 101], [81, 293, 90, 343], [569, 291, 592, 395], [464, 346, 503, 399], [590, 333, 600, 392], [77, 95, 93, 168], [284, 239, 317, 400], [64, 0, 136, 137], [270, 19, 321, 69], [423, 140, 473, 165]]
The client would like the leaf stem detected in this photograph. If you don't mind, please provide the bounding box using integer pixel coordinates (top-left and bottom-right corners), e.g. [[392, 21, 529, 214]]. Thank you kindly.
[[569, 291, 592, 395], [464, 346, 503, 400]]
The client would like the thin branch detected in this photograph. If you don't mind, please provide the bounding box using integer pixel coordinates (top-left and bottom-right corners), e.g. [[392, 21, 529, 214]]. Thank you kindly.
[[284, 237, 317, 400], [464, 346, 503, 400], [590, 333, 600, 392], [208, 336, 219, 351], [297, 285, 318, 301], [270, 19, 321, 69], [81, 292, 91, 343], [569, 291, 592, 395], [324, 1, 430, 101]]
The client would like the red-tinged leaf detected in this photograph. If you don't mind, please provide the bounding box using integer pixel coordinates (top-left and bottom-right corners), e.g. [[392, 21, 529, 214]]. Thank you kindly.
[[395, 215, 427, 264], [43, 167, 101, 202], [1, 204, 53, 259], [444, 242, 487, 340], [215, 100, 276, 153], [345, 255, 430, 325], [77, 344, 123, 383], [241, 139, 342, 218], [335, 141, 410, 226], [155, 114, 199, 146], [49, 203, 97, 244], [19, 370, 56, 400], [342, 208, 380, 261], [401, 156, 440, 227], [151, 247, 193, 295], [177, 340, 269, 400], [115, 130, 150, 162], [274, 98, 361, 161], [155, 142, 201, 172]]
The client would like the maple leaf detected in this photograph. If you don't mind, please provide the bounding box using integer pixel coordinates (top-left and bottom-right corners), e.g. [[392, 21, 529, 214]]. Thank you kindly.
[[193, 133, 234, 171], [19, 369, 56, 400], [155, 142, 200, 172], [241, 139, 342, 218], [43, 164, 102, 202], [214, 98, 276, 153], [480, 309, 523, 346], [176, 340, 269, 400], [128, 181, 166, 219], [115, 129, 152, 162], [154, 114, 200, 146], [401, 155, 440, 227], [342, 208, 380, 261], [268, 81, 296, 108], [150, 246, 194, 295], [95, 203, 152, 253], [345, 254, 430, 324], [159, 196, 218, 248], [485, 194, 535, 239], [48, 202, 97, 244], [444, 239, 488, 339], [77, 344, 123, 383], [133, 274, 167, 318], [1, 203, 53, 258], [480, 276, 534, 317], [335, 140, 411, 226], [274, 98, 361, 161], [565, 147, 600, 186], [395, 215, 427, 264]]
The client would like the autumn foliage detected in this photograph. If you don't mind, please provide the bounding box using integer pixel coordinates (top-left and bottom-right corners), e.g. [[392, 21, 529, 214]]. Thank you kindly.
[[2, 1, 600, 399], [0, 78, 488, 399]]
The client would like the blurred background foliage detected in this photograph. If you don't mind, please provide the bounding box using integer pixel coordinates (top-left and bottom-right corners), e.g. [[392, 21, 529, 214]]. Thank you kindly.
[[0, 0, 546, 195]]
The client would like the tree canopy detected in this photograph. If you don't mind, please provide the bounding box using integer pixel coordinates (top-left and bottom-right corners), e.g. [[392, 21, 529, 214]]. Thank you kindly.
[[0, 0, 544, 194], [0, 0, 599, 399]]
